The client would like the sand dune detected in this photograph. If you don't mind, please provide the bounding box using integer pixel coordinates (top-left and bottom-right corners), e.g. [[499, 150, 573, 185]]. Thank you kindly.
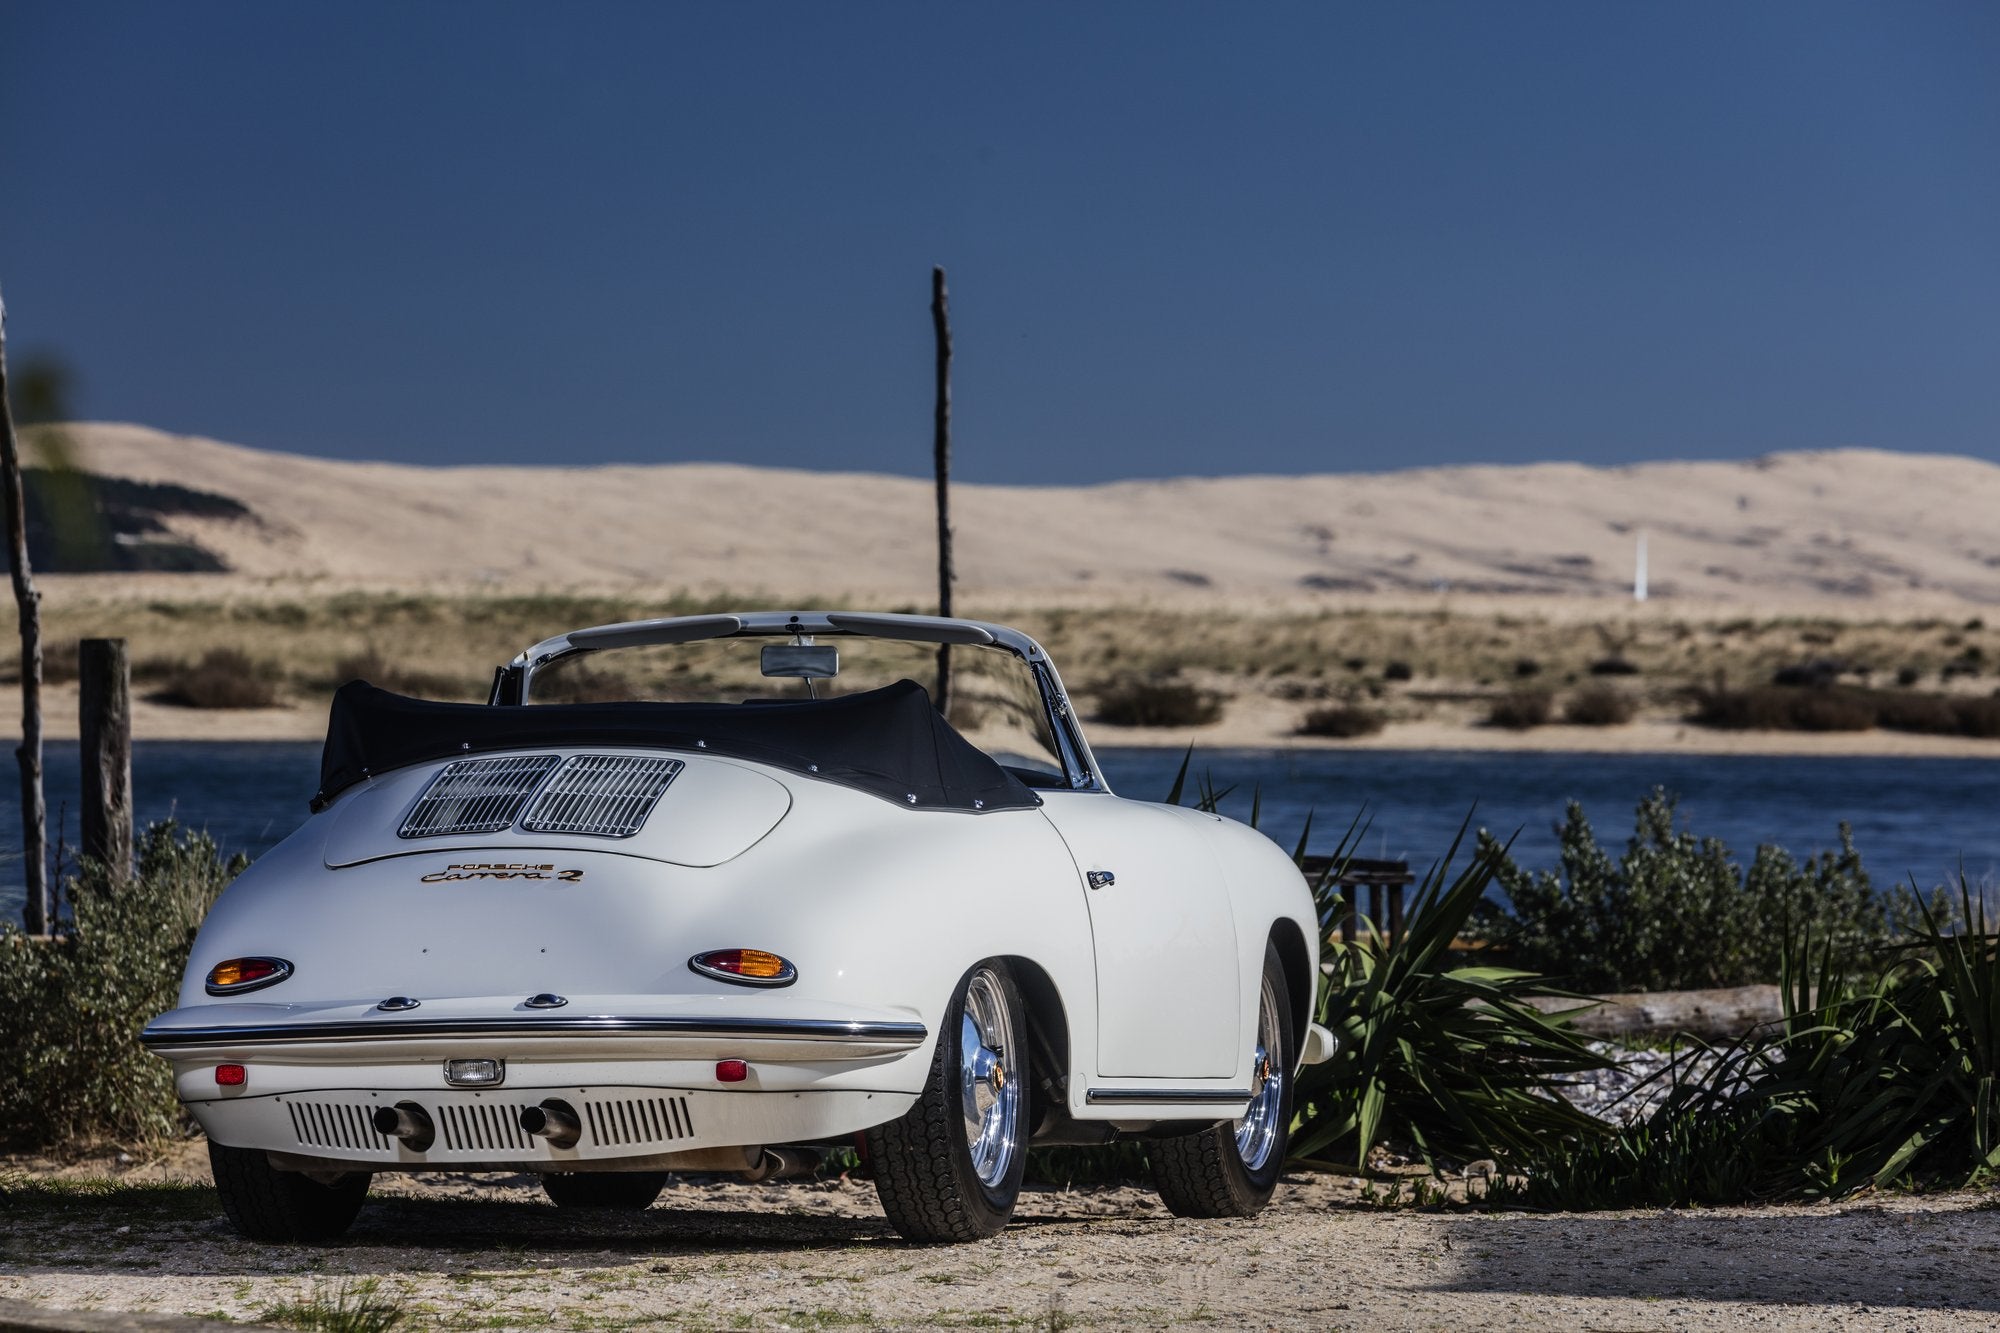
[[41, 423, 2000, 607]]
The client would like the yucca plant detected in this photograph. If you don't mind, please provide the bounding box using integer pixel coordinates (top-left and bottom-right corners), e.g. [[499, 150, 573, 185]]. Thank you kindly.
[[1511, 877, 2000, 1208], [1291, 820, 1615, 1172]]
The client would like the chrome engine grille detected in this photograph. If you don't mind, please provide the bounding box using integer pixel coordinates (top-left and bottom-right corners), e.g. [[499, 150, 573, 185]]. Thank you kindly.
[[399, 754, 563, 838], [520, 755, 683, 839], [439, 1101, 535, 1154], [585, 1095, 695, 1148], [286, 1100, 393, 1153]]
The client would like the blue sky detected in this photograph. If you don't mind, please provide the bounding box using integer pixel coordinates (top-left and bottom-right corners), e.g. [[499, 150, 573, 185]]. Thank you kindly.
[[2, 2, 1996, 482]]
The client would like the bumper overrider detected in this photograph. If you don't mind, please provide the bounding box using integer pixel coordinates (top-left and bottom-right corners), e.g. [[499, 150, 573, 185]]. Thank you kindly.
[[142, 996, 929, 1171]]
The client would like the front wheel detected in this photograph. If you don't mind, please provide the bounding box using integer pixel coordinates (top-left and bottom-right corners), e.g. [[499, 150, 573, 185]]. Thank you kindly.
[[209, 1141, 370, 1242], [1150, 942, 1295, 1218], [541, 1171, 668, 1210], [869, 960, 1028, 1242]]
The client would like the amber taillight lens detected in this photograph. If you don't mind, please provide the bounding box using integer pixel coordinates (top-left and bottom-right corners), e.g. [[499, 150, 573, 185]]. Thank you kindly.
[[205, 957, 294, 996], [688, 949, 797, 988]]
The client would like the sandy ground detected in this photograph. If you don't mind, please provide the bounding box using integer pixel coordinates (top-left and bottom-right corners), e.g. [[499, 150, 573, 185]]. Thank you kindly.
[[2, 1143, 1995, 1331], [26, 677, 2000, 760], [45, 421, 2000, 608]]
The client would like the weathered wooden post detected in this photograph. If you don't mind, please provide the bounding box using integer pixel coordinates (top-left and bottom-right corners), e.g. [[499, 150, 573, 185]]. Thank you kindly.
[[931, 265, 955, 718], [80, 638, 132, 880], [0, 286, 49, 932]]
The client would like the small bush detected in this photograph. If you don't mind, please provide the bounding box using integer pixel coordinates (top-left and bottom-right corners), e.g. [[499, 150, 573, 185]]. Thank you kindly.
[[1485, 689, 1552, 729], [1382, 661, 1414, 682], [1589, 656, 1640, 676], [1562, 684, 1635, 726], [331, 649, 474, 700], [1895, 665, 1923, 687], [1689, 685, 1874, 732], [1090, 677, 1223, 728], [1871, 691, 1959, 734], [1296, 703, 1385, 738], [149, 648, 277, 709], [0, 822, 246, 1147], [1770, 660, 1846, 687], [1513, 658, 1542, 678]]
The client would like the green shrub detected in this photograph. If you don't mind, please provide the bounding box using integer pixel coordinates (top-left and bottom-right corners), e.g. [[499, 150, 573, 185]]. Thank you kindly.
[[1562, 684, 1635, 726], [148, 647, 277, 709], [0, 822, 244, 1146], [1485, 688, 1552, 729], [1089, 677, 1223, 727], [1296, 703, 1386, 738], [1476, 789, 1893, 992]]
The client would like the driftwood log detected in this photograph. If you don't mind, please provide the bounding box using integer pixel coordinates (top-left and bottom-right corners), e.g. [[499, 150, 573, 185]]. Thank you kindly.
[[1525, 985, 1786, 1042]]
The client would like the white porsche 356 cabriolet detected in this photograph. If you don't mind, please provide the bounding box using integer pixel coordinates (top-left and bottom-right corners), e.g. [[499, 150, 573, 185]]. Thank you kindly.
[[145, 611, 1333, 1243]]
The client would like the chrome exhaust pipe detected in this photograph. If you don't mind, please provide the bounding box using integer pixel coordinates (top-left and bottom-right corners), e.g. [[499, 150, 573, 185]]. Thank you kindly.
[[519, 1099, 582, 1150], [371, 1102, 435, 1152], [742, 1145, 819, 1183]]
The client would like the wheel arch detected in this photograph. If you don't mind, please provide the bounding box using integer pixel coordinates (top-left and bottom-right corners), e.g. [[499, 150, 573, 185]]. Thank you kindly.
[[996, 955, 1071, 1138], [1267, 918, 1315, 1052]]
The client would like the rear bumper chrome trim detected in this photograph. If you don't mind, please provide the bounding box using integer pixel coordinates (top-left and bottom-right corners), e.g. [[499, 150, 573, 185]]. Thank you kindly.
[[141, 1015, 928, 1051], [1084, 1087, 1251, 1105]]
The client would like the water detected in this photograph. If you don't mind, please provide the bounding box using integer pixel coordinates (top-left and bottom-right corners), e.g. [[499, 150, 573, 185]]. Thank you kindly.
[[4, 742, 1997, 918]]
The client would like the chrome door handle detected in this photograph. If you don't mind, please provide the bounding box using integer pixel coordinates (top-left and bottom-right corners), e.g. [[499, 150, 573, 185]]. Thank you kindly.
[[1087, 870, 1116, 890]]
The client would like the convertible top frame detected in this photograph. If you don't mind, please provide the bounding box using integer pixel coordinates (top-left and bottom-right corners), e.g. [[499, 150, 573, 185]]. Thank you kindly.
[[498, 611, 1109, 793]]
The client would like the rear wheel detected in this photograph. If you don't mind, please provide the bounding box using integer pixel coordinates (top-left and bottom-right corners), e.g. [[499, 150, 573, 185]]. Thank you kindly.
[[209, 1141, 370, 1242], [1150, 943, 1295, 1218], [869, 960, 1027, 1242], [540, 1171, 669, 1210]]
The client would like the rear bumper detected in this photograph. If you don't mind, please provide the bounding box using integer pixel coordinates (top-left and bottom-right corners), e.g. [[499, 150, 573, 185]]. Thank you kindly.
[[192, 1082, 911, 1172], [141, 1013, 928, 1063]]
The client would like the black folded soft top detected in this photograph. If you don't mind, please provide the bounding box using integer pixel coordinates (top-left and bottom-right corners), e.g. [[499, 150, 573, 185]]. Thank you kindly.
[[314, 678, 1038, 814]]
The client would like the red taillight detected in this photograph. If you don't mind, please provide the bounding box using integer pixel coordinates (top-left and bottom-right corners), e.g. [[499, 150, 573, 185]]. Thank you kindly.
[[716, 1060, 748, 1083], [215, 1064, 246, 1087], [688, 949, 797, 987], [205, 957, 293, 996]]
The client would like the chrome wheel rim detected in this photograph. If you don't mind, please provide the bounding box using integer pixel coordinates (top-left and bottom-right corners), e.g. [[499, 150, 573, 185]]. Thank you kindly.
[[958, 969, 1021, 1189], [1233, 973, 1284, 1171]]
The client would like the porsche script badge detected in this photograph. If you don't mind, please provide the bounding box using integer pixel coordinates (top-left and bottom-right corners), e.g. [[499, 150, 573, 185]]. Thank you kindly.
[[421, 863, 584, 884]]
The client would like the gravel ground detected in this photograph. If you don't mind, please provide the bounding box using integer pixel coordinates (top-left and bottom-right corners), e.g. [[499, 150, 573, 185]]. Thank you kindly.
[[3, 1143, 1998, 1331], [1559, 1042, 1727, 1125]]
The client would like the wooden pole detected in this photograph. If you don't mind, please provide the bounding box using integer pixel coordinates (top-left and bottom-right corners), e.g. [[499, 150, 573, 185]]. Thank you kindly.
[[80, 638, 132, 880], [930, 266, 954, 718], [0, 287, 49, 932]]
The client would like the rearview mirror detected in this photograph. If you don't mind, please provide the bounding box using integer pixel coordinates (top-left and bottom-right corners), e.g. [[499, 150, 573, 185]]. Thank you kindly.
[[760, 644, 839, 679]]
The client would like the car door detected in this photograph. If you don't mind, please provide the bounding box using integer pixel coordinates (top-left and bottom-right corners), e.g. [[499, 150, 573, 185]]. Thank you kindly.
[[1037, 794, 1242, 1078]]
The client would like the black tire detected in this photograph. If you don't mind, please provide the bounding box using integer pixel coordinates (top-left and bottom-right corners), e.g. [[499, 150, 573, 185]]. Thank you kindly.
[[540, 1171, 669, 1210], [208, 1141, 370, 1243], [869, 960, 1028, 1242], [1150, 942, 1295, 1218]]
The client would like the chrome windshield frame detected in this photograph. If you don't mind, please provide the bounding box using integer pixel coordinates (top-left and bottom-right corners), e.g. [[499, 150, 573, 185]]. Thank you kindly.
[[503, 611, 1110, 794]]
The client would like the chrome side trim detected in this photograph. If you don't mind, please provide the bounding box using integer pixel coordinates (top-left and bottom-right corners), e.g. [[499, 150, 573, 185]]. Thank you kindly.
[[141, 1015, 927, 1051], [1084, 1088, 1254, 1106]]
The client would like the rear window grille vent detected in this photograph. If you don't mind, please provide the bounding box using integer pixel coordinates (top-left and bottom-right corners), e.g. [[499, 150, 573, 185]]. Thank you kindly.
[[286, 1100, 393, 1153], [400, 754, 563, 838], [521, 755, 684, 839], [439, 1102, 534, 1154], [585, 1095, 695, 1148]]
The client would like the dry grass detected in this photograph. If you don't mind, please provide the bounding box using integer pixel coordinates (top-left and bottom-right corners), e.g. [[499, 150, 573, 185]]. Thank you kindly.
[[9, 590, 2000, 741]]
